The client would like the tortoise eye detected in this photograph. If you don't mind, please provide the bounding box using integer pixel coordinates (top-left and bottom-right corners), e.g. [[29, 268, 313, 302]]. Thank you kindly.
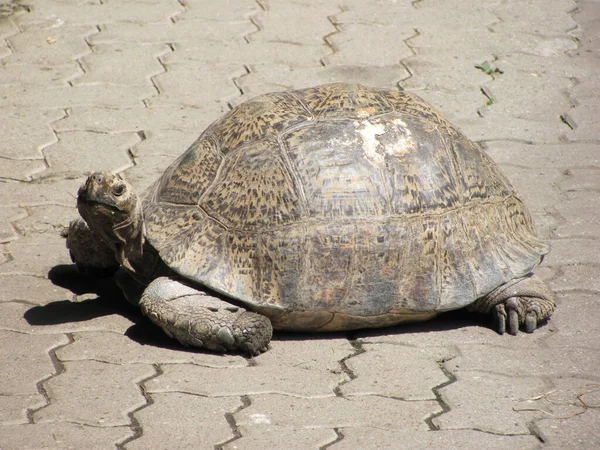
[[113, 184, 126, 196]]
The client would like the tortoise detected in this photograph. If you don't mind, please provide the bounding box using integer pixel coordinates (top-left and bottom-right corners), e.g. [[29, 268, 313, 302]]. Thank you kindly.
[[66, 83, 555, 355]]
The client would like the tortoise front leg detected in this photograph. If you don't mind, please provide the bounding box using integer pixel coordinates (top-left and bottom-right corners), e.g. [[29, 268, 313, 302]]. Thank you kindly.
[[140, 277, 273, 355], [468, 274, 556, 335]]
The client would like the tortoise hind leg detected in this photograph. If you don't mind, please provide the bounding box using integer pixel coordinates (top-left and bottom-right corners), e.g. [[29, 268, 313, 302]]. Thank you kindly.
[[140, 277, 273, 355], [468, 274, 556, 335]]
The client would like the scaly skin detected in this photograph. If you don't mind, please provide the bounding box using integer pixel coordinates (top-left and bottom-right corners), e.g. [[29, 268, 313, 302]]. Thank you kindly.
[[468, 275, 556, 335], [140, 277, 273, 355]]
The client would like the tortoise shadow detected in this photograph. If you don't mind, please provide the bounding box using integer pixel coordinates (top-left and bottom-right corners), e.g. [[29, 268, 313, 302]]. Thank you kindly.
[[273, 308, 491, 343], [39, 264, 492, 352], [26, 265, 161, 344]]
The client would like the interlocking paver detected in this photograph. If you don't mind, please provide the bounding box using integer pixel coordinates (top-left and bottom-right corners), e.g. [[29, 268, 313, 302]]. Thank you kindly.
[[40, 130, 139, 178], [433, 371, 551, 434], [74, 43, 171, 86], [234, 394, 439, 430], [0, 109, 64, 160], [126, 392, 242, 449], [0, 422, 131, 450], [89, 20, 256, 46], [15, 0, 184, 27], [248, 1, 337, 46], [224, 426, 338, 450], [146, 340, 353, 398], [33, 359, 155, 426], [332, 428, 540, 450], [0, 330, 68, 423], [340, 344, 454, 400]]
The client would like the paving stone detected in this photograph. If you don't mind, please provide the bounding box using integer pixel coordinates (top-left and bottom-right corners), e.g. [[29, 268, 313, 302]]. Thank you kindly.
[[332, 428, 540, 450], [550, 264, 600, 293], [0, 422, 131, 449], [0, 108, 64, 160], [129, 129, 196, 160], [1, 84, 155, 108], [558, 168, 600, 191], [75, 43, 170, 86], [554, 191, 600, 238], [248, 2, 337, 46], [0, 12, 19, 39], [34, 359, 155, 426], [57, 330, 247, 367], [0, 157, 46, 182], [0, 329, 68, 406], [175, 0, 261, 22], [324, 24, 414, 66], [446, 344, 599, 379], [11, 204, 73, 236], [0, 393, 45, 425], [5, 25, 96, 65], [125, 153, 177, 192], [490, 0, 577, 36], [235, 65, 406, 101], [225, 426, 338, 450], [16, 0, 184, 27], [433, 371, 550, 434], [517, 377, 600, 424], [54, 105, 216, 134], [149, 63, 247, 108], [408, 88, 497, 133], [0, 274, 71, 303], [1, 231, 72, 275], [536, 408, 600, 450], [0, 63, 82, 86], [402, 53, 490, 93], [485, 141, 600, 170], [146, 339, 352, 398], [0, 178, 81, 207], [0, 206, 27, 243], [90, 19, 256, 45], [543, 292, 600, 350], [126, 392, 241, 449], [340, 344, 453, 400], [40, 130, 139, 178], [331, 0, 416, 27], [234, 394, 438, 431], [566, 98, 600, 141], [163, 40, 329, 67], [544, 238, 600, 266]]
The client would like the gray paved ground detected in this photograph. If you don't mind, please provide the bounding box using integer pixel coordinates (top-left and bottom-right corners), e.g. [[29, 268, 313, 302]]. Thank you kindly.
[[1, 0, 599, 448]]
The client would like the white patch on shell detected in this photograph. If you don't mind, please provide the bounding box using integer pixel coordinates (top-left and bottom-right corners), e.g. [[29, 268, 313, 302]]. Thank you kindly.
[[249, 413, 272, 424], [354, 118, 416, 166]]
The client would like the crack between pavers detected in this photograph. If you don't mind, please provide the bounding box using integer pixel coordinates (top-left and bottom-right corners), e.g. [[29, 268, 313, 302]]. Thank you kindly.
[[26, 332, 74, 424], [214, 395, 251, 450], [398, 28, 420, 88], [228, 65, 251, 110], [320, 428, 344, 449], [332, 336, 366, 398], [424, 355, 457, 431], [115, 363, 164, 450], [320, 5, 345, 67], [243, 0, 264, 44]]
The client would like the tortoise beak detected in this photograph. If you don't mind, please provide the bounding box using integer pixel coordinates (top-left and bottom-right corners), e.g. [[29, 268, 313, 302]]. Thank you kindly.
[[77, 172, 123, 209]]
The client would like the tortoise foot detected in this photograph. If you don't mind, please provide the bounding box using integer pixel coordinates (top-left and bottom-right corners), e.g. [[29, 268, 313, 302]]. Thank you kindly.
[[470, 274, 556, 335], [140, 277, 273, 355]]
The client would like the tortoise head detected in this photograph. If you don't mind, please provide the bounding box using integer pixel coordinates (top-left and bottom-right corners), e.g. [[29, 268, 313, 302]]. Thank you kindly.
[[77, 172, 144, 272]]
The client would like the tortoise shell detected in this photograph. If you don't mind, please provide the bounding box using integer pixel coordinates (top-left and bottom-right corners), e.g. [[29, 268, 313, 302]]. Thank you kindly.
[[142, 83, 549, 331]]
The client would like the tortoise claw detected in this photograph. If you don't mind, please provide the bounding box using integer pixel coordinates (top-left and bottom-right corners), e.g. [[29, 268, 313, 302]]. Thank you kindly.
[[495, 304, 507, 335]]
